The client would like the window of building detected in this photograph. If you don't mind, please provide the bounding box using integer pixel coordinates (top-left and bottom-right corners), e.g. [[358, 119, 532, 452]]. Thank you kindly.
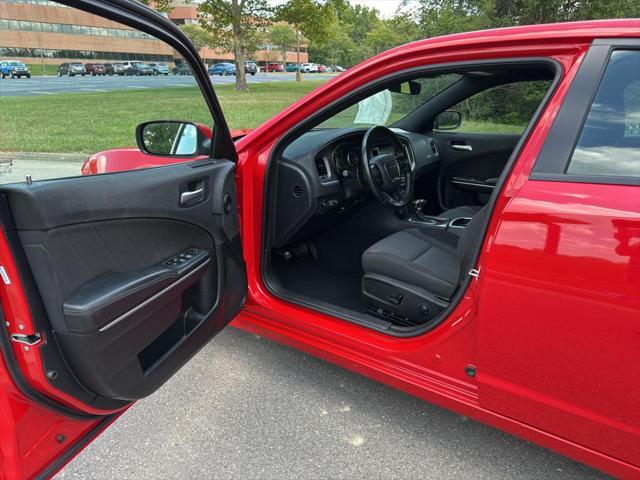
[[566, 50, 640, 178]]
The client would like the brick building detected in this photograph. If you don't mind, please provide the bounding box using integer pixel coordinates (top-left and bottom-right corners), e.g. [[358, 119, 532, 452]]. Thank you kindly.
[[0, 0, 307, 70]]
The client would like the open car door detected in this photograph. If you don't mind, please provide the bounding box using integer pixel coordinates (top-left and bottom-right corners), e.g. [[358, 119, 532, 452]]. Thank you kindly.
[[0, 1, 246, 478]]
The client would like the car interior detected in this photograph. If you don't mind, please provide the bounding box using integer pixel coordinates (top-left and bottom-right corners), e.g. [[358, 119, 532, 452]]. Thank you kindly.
[[263, 62, 557, 335]]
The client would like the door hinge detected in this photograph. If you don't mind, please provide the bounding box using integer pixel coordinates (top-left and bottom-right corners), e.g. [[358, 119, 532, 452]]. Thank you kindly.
[[11, 333, 42, 346], [468, 267, 481, 280], [0, 266, 10, 285]]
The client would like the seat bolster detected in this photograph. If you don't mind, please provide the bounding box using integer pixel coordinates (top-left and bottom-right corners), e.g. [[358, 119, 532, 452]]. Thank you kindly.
[[362, 229, 459, 299]]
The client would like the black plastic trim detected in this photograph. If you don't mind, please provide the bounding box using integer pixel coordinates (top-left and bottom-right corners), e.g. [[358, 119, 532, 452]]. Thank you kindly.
[[261, 57, 562, 337], [529, 172, 640, 186], [532, 38, 640, 179]]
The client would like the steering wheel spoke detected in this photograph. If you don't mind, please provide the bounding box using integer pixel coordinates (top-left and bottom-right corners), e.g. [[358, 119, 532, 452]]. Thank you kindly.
[[361, 126, 414, 208]]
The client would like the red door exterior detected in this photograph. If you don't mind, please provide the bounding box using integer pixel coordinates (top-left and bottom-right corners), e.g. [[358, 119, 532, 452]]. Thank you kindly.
[[476, 180, 640, 468]]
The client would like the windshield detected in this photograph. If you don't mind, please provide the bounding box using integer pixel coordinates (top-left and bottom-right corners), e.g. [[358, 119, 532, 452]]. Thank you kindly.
[[317, 74, 462, 128], [10, 62, 25, 67]]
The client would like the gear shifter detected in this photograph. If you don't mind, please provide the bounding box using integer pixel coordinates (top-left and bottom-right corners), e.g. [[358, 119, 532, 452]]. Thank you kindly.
[[408, 199, 438, 224], [411, 199, 428, 217], [396, 199, 430, 221]]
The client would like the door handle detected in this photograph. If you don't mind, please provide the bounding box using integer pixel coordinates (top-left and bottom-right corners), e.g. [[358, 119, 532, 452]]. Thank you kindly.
[[180, 188, 204, 206], [451, 144, 472, 152]]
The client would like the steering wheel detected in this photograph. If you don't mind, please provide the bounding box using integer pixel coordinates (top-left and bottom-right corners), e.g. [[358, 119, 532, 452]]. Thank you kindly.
[[360, 126, 414, 208]]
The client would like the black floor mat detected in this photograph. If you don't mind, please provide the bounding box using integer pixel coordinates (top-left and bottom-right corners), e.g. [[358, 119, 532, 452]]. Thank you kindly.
[[273, 259, 367, 312]]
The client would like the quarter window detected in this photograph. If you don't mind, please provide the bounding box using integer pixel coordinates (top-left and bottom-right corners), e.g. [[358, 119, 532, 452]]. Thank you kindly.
[[566, 50, 640, 178]]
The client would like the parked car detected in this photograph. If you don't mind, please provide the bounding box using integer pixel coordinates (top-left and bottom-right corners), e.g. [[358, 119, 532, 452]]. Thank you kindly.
[[299, 62, 318, 73], [56, 62, 86, 76], [81, 127, 253, 175], [266, 62, 284, 73], [124, 62, 154, 76], [120, 60, 138, 70], [208, 62, 236, 76], [285, 63, 300, 72], [104, 63, 126, 75], [148, 62, 170, 75], [84, 63, 107, 76], [244, 61, 258, 76], [332, 65, 346, 72], [0, 60, 31, 78], [172, 63, 192, 75], [2, 5, 639, 480], [316, 64, 327, 73]]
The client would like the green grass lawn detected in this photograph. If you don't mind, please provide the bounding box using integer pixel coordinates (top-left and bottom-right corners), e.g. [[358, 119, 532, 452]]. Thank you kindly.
[[0, 81, 326, 153], [26, 64, 60, 76], [1, 80, 524, 154]]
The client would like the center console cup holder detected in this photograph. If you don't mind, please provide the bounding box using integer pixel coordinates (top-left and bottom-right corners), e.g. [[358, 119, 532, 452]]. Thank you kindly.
[[449, 217, 472, 228]]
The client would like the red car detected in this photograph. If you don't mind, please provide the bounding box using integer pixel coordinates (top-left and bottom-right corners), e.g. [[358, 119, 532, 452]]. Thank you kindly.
[[0, 2, 638, 479], [266, 62, 284, 72]]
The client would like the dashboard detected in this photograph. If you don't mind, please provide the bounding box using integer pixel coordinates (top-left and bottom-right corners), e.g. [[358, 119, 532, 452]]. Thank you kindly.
[[270, 127, 443, 247]]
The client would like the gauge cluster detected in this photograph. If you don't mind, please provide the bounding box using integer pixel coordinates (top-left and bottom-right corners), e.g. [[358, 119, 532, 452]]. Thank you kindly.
[[332, 143, 362, 178]]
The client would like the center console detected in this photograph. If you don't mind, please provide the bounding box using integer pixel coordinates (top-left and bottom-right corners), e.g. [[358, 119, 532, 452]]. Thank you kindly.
[[398, 199, 472, 236]]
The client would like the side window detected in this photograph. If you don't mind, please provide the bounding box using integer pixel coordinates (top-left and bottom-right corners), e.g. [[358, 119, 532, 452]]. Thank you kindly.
[[566, 50, 640, 178], [0, 1, 206, 185], [439, 81, 551, 134]]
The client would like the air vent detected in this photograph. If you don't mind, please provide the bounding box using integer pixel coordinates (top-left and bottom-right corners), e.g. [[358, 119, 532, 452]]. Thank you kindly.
[[293, 185, 304, 197], [428, 140, 439, 157], [314, 156, 330, 182], [399, 141, 415, 171]]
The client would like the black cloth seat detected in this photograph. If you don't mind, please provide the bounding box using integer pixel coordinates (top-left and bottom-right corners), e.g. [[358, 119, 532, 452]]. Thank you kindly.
[[362, 206, 488, 313], [439, 205, 482, 219], [362, 229, 459, 298]]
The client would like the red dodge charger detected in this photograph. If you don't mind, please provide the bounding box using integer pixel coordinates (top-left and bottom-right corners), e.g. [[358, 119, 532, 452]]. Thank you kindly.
[[0, 1, 638, 479]]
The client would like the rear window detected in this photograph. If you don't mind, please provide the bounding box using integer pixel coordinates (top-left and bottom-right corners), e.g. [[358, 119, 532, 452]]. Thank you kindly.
[[566, 50, 640, 178]]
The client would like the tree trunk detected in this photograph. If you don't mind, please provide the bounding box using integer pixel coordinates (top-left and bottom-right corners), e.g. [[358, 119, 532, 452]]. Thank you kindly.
[[295, 29, 302, 82], [234, 36, 247, 92]]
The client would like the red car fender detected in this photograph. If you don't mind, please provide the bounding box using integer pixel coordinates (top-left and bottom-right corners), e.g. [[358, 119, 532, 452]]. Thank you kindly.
[[81, 126, 251, 175]]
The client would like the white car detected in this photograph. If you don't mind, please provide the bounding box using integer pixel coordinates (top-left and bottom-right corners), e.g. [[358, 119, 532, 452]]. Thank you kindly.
[[300, 63, 318, 73], [121, 60, 143, 70]]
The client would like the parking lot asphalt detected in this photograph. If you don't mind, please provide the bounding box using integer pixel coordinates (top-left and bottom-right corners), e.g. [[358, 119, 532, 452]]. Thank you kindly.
[[0, 72, 335, 97], [56, 327, 610, 480], [0, 153, 84, 183]]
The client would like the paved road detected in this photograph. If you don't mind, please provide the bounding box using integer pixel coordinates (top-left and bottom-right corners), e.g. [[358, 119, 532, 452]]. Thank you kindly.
[[0, 73, 334, 97], [56, 328, 610, 480], [0, 153, 84, 184]]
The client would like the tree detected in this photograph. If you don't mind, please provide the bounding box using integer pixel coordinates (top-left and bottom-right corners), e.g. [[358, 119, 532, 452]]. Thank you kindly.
[[180, 24, 214, 52], [198, 0, 271, 91], [276, 0, 336, 81], [267, 23, 297, 65], [138, 0, 174, 15]]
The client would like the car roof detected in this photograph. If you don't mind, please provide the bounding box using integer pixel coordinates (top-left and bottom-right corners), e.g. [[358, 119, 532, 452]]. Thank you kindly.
[[388, 19, 637, 56], [342, 19, 640, 79]]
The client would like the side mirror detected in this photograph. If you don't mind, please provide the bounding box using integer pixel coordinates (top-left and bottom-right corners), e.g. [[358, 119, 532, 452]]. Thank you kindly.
[[136, 120, 211, 157], [434, 110, 462, 130]]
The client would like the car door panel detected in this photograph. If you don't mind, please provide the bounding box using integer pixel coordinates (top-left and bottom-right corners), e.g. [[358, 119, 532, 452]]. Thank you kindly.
[[434, 132, 519, 210], [0, 160, 246, 404]]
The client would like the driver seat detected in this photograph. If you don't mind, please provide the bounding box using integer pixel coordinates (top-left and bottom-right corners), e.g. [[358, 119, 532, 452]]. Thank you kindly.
[[361, 206, 487, 325]]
